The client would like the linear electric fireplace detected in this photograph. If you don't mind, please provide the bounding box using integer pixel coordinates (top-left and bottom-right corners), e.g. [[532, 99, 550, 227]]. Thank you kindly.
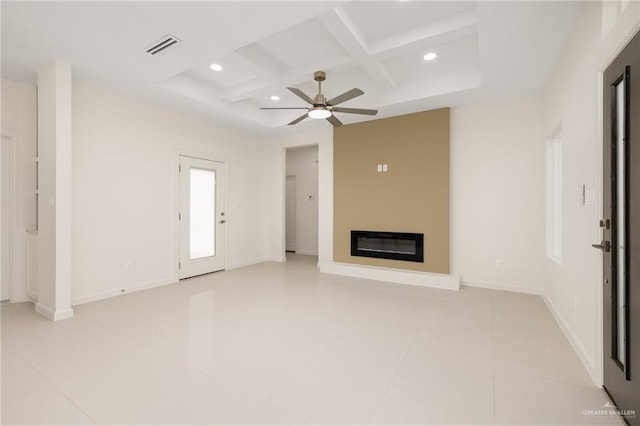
[[351, 231, 424, 263]]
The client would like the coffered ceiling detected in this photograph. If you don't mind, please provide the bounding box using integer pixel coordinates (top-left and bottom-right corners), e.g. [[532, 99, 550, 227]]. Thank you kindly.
[[1, 1, 583, 133]]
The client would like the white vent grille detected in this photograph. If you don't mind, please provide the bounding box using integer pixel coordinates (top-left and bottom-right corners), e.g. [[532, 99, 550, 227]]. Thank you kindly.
[[146, 35, 181, 55]]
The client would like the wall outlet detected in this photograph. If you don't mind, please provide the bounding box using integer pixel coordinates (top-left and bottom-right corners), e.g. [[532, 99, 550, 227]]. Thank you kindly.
[[572, 296, 578, 311], [124, 262, 133, 272], [495, 259, 503, 269]]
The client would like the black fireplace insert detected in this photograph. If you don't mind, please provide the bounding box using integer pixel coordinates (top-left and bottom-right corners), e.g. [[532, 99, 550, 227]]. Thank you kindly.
[[351, 230, 424, 263]]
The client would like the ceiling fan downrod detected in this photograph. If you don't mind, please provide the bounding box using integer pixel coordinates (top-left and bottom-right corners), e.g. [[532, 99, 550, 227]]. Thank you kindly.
[[314, 71, 326, 106]]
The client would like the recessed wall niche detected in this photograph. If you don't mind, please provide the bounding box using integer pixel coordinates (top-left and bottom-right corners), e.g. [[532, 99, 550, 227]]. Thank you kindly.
[[333, 108, 449, 273]]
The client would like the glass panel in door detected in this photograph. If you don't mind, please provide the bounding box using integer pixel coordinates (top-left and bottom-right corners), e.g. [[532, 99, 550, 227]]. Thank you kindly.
[[189, 167, 216, 260]]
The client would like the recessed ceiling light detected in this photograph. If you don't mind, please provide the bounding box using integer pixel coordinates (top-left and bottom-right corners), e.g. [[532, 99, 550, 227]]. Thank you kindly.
[[423, 52, 437, 61], [270, 95, 280, 101], [209, 63, 223, 71]]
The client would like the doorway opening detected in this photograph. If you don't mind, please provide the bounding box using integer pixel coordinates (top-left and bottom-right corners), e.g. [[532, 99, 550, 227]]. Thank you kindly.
[[284, 145, 319, 259]]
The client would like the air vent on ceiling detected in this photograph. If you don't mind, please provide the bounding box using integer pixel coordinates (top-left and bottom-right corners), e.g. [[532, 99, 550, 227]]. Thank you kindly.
[[146, 34, 181, 55]]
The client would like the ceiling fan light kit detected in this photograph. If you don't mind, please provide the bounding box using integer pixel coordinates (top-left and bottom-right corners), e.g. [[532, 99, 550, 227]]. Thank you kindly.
[[308, 107, 331, 119], [259, 70, 378, 127]]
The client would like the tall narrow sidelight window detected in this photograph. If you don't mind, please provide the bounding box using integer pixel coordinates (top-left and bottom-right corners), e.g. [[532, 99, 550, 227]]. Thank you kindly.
[[546, 128, 563, 263]]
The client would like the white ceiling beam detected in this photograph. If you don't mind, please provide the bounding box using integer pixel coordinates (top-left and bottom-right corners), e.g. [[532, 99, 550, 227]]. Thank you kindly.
[[222, 55, 350, 103], [319, 7, 397, 89], [369, 10, 479, 60], [234, 44, 286, 78]]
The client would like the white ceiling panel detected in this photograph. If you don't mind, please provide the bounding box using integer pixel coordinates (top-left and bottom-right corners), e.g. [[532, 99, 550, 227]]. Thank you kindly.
[[252, 18, 350, 72], [342, 1, 477, 47], [188, 52, 263, 90], [1, 1, 584, 132], [381, 34, 480, 89]]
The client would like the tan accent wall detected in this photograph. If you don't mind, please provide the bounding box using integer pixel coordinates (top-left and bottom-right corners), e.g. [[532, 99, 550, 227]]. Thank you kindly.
[[333, 108, 449, 273]]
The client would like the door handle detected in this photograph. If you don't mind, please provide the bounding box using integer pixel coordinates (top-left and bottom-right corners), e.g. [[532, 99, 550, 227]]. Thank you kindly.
[[219, 219, 226, 224], [592, 241, 611, 252]]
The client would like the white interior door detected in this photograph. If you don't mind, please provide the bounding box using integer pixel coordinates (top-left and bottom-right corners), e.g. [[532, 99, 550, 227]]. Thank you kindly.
[[179, 156, 226, 279], [1, 136, 10, 300], [285, 175, 296, 252]]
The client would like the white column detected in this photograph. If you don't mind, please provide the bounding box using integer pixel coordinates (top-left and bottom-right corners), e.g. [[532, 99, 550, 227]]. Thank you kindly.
[[36, 61, 73, 321]]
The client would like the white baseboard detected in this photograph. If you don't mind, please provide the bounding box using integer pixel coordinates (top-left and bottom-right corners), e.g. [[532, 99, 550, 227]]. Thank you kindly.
[[267, 257, 286, 263], [541, 290, 599, 387], [319, 262, 459, 291], [291, 250, 318, 256], [462, 279, 542, 295], [35, 303, 74, 321], [26, 290, 38, 302], [462, 278, 600, 387], [71, 277, 177, 306], [226, 258, 269, 270]]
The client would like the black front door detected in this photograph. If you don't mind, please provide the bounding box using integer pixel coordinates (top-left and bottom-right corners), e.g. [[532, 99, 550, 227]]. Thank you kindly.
[[600, 29, 640, 425]]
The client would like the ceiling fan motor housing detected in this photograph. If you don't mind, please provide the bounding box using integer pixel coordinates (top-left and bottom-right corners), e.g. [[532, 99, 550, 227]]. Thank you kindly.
[[314, 93, 327, 106], [314, 71, 327, 82]]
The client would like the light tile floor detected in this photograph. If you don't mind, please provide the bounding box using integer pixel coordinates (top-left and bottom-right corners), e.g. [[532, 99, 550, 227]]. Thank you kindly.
[[1, 254, 622, 425]]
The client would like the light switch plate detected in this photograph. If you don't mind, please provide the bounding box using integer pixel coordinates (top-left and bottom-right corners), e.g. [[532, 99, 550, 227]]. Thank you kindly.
[[585, 189, 595, 206], [382, 164, 388, 172], [377, 164, 382, 172]]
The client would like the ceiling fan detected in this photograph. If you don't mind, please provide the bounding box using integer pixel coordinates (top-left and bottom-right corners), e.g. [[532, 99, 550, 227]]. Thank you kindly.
[[260, 71, 378, 127]]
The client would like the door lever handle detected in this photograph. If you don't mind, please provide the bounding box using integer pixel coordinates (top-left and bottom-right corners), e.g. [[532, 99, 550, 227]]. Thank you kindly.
[[592, 241, 611, 252]]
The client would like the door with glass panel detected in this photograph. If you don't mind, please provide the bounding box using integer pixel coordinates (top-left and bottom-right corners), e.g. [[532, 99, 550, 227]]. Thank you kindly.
[[598, 30, 639, 424], [179, 156, 226, 279]]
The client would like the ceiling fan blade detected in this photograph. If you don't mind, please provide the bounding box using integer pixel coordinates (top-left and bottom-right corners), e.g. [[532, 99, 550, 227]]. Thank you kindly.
[[288, 113, 309, 126], [287, 87, 314, 105], [260, 107, 309, 110], [332, 107, 378, 116], [326, 114, 343, 127], [327, 88, 364, 106]]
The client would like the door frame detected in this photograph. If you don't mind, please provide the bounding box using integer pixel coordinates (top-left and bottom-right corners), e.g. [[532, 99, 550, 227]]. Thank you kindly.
[[282, 144, 320, 261], [176, 153, 228, 279], [596, 24, 640, 387], [285, 174, 297, 252], [1, 128, 27, 303]]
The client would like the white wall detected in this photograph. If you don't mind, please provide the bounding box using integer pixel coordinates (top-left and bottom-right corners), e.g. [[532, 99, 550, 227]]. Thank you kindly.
[[0, 79, 37, 302], [541, 0, 640, 385], [450, 97, 547, 293], [285, 145, 319, 256], [71, 80, 271, 304]]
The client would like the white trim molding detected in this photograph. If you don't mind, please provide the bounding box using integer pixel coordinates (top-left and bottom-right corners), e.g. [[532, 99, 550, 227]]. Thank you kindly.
[[1, 128, 27, 303], [542, 290, 600, 387], [319, 262, 460, 291], [463, 277, 599, 387], [35, 302, 73, 321], [226, 258, 272, 270], [462, 279, 542, 295], [71, 277, 177, 306]]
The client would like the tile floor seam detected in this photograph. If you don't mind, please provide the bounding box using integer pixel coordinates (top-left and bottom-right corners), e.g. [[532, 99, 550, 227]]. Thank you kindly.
[[250, 330, 343, 407], [3, 338, 100, 425], [116, 372, 212, 424], [365, 317, 429, 425]]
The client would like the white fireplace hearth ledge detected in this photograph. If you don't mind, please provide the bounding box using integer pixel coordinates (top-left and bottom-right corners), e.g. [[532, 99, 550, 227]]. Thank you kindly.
[[318, 262, 460, 291]]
